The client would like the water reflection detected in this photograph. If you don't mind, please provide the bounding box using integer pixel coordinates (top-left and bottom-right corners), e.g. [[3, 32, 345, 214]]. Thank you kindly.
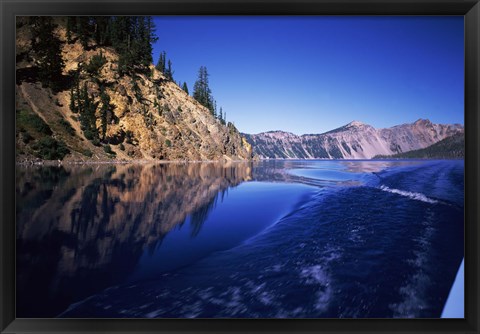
[[16, 159, 428, 317], [16, 162, 253, 317]]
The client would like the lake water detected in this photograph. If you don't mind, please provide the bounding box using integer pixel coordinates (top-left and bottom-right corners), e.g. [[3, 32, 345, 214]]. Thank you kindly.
[[16, 159, 464, 318]]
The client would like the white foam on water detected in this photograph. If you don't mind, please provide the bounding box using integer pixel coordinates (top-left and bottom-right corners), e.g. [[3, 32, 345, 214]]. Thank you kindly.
[[379, 185, 438, 204], [300, 265, 333, 313], [390, 209, 436, 318], [300, 265, 328, 285]]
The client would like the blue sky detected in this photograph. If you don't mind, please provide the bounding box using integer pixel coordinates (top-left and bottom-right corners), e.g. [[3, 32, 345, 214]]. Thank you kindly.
[[152, 16, 464, 135]]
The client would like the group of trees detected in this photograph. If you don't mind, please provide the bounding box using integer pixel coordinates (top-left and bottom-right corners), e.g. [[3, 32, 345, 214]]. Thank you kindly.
[[155, 56, 227, 125], [66, 16, 157, 75], [155, 51, 174, 81], [69, 79, 100, 144], [30, 17, 65, 91], [29, 16, 158, 91], [69, 71, 114, 145], [28, 16, 232, 154], [192, 66, 226, 124]]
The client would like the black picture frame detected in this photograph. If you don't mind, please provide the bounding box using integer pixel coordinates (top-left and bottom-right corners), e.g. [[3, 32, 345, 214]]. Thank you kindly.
[[1, 0, 479, 333]]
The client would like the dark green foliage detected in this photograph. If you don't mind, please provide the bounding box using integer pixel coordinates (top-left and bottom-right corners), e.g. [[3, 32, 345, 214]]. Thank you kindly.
[[103, 144, 116, 155], [119, 143, 125, 151], [16, 109, 71, 160], [92, 16, 111, 46], [227, 122, 238, 135], [182, 82, 189, 94], [143, 111, 156, 128], [165, 59, 174, 81], [77, 17, 92, 49], [64, 16, 157, 75], [125, 130, 134, 145], [30, 17, 65, 91], [193, 66, 215, 115], [58, 118, 75, 136], [16, 109, 52, 136], [66, 17, 76, 43], [70, 82, 99, 144], [165, 139, 172, 147], [99, 88, 113, 141], [82, 149, 93, 157], [21, 131, 34, 144], [92, 138, 101, 146], [131, 77, 143, 102], [155, 51, 166, 73], [32, 137, 70, 160], [218, 107, 226, 125], [111, 16, 158, 75], [85, 51, 107, 75]]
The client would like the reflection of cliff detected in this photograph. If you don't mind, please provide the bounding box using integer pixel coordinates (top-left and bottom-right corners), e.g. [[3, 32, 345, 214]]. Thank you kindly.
[[16, 162, 252, 317]]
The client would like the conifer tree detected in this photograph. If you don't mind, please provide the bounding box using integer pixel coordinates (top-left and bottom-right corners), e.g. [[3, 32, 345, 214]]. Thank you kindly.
[[66, 16, 76, 43], [165, 59, 173, 81], [92, 16, 111, 46], [63, 16, 157, 76], [77, 17, 91, 49], [193, 66, 214, 115], [31, 17, 65, 91], [99, 88, 111, 141], [219, 107, 226, 125], [182, 82, 189, 94], [140, 17, 157, 67], [155, 51, 166, 73], [77, 82, 99, 143]]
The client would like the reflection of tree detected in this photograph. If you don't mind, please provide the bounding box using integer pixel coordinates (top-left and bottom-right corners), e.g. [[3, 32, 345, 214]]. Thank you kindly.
[[16, 162, 252, 317], [189, 193, 219, 237]]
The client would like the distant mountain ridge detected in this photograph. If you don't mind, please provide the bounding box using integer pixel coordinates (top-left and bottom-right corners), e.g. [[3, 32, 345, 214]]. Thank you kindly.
[[374, 132, 464, 159], [243, 119, 463, 159]]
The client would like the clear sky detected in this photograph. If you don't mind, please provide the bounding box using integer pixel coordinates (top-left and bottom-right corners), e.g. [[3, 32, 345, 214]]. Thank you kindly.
[[152, 16, 464, 135]]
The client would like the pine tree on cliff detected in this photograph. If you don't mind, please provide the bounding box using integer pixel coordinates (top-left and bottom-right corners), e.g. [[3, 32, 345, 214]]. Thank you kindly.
[[182, 82, 189, 94], [155, 51, 166, 73], [66, 16, 76, 43], [109, 16, 157, 75], [193, 66, 214, 115], [30, 17, 65, 92], [140, 17, 157, 67], [165, 59, 174, 81], [77, 17, 91, 49], [99, 88, 111, 141], [78, 83, 99, 144], [92, 16, 111, 46], [219, 107, 226, 125]]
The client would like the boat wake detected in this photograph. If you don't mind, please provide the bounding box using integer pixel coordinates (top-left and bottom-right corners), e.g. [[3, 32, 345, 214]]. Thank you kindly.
[[378, 185, 438, 204]]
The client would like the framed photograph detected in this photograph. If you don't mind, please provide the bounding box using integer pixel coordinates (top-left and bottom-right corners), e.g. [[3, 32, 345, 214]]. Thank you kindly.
[[1, 0, 479, 333]]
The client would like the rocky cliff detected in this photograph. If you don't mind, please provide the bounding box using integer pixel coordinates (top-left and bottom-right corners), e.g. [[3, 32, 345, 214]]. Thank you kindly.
[[244, 119, 463, 159], [15, 17, 252, 162]]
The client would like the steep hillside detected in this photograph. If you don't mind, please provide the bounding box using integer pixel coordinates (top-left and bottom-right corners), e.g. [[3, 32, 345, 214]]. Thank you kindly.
[[244, 119, 463, 159], [374, 132, 464, 159], [15, 17, 252, 162]]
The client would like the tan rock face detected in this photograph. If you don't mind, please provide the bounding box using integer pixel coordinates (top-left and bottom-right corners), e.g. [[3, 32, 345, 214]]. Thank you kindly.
[[15, 17, 252, 162]]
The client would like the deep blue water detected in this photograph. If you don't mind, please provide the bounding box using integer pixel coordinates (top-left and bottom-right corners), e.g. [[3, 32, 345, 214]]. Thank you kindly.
[[16, 159, 464, 318]]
